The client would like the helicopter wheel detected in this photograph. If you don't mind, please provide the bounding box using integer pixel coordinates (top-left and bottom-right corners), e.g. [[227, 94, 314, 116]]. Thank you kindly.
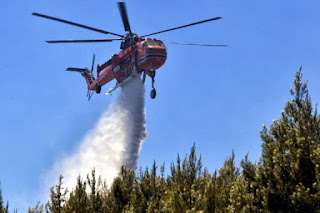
[[96, 84, 101, 94], [150, 88, 156, 99], [150, 70, 156, 99]]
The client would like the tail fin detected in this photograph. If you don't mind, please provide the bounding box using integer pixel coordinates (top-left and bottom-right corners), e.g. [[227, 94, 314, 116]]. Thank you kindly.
[[66, 55, 97, 101], [66, 67, 95, 87]]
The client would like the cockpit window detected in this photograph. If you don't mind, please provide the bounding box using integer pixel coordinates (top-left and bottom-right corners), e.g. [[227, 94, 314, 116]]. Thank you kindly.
[[146, 38, 165, 47], [158, 40, 165, 47], [147, 39, 156, 46]]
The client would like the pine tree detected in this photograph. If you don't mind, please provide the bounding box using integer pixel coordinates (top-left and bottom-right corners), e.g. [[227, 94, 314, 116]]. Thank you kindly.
[[64, 175, 89, 213], [227, 153, 260, 212], [107, 165, 135, 213], [0, 182, 3, 213], [28, 201, 47, 213], [87, 168, 103, 212], [162, 144, 203, 212], [129, 174, 147, 213], [259, 68, 320, 212], [0, 182, 9, 213], [215, 151, 239, 212], [165, 154, 186, 212], [203, 171, 216, 213], [146, 160, 166, 213], [46, 175, 68, 213]]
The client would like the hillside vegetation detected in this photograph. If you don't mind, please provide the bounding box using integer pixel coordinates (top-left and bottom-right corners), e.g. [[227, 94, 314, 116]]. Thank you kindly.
[[1, 69, 320, 212]]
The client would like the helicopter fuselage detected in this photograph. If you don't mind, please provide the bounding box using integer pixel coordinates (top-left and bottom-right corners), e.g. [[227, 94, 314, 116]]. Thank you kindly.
[[86, 38, 167, 91]]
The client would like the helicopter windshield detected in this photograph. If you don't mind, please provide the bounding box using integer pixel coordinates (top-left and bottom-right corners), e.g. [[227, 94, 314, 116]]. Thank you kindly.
[[147, 39, 156, 46], [158, 40, 165, 47], [146, 38, 165, 48]]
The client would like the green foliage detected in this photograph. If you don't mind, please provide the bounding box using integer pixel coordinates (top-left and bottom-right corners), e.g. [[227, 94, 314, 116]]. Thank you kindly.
[[46, 175, 68, 213], [106, 165, 135, 212], [3, 69, 320, 212], [259, 69, 320, 212], [28, 202, 47, 213], [64, 175, 89, 212], [87, 168, 104, 213], [0, 182, 9, 213]]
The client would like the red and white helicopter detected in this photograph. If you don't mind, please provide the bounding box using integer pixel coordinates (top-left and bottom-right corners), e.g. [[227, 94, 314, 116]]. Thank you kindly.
[[33, 2, 226, 100]]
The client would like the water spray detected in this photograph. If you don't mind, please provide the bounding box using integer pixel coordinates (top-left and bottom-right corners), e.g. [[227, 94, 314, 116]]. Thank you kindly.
[[46, 75, 146, 191]]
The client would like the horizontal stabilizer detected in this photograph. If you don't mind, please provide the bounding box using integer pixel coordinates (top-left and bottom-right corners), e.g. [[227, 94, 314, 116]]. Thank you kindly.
[[66, 67, 87, 72]]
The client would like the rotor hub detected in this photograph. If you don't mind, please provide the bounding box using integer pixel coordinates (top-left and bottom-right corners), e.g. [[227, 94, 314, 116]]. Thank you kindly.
[[120, 33, 142, 49]]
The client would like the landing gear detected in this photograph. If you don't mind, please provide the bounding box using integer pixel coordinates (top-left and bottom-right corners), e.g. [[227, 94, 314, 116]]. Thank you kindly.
[[95, 68, 102, 94], [95, 84, 101, 93], [142, 71, 147, 84], [150, 70, 157, 99]]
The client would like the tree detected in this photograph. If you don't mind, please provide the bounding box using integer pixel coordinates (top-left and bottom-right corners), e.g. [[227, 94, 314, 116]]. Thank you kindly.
[[215, 150, 239, 212], [106, 165, 135, 213], [227, 153, 260, 212], [203, 170, 216, 213], [259, 68, 320, 212], [162, 144, 203, 212], [28, 201, 48, 213], [46, 175, 68, 213], [87, 168, 103, 212], [64, 175, 89, 213], [0, 182, 9, 213]]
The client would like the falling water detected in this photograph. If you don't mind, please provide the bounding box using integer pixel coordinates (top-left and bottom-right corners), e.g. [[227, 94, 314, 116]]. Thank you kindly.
[[45, 75, 147, 191]]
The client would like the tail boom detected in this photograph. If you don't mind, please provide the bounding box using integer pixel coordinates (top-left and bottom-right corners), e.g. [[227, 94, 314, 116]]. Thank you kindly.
[[66, 67, 96, 89], [67, 66, 116, 91]]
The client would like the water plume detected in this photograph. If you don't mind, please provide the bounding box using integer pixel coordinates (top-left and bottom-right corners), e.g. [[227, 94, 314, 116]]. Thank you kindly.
[[45, 75, 146, 191]]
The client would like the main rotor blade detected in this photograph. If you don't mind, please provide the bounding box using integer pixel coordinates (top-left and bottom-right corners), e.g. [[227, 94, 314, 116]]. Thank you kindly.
[[117, 2, 132, 34], [66, 68, 86, 72], [46, 39, 122, 43], [142, 17, 222, 37], [32, 12, 123, 37], [164, 41, 227, 47]]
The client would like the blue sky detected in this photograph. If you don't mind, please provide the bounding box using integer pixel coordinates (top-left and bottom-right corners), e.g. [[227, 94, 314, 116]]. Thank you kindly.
[[1, 0, 320, 211]]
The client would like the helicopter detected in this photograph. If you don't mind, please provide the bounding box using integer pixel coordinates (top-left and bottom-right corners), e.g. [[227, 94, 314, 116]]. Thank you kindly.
[[32, 2, 226, 100]]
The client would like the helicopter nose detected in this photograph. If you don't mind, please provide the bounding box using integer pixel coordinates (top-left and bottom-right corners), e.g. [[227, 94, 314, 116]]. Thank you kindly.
[[146, 45, 166, 56], [140, 46, 167, 70]]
